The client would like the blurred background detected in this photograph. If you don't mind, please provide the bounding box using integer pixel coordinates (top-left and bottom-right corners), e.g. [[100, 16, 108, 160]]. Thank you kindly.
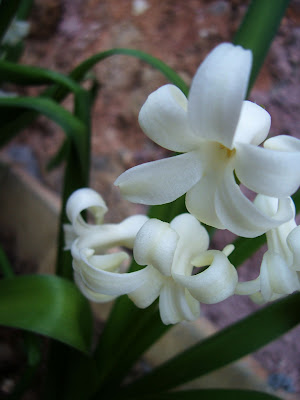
[[0, 0, 300, 397]]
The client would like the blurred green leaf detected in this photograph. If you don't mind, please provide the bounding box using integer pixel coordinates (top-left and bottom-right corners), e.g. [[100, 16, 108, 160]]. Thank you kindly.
[[0, 96, 88, 169], [229, 233, 266, 267], [234, 0, 290, 92], [0, 274, 93, 353], [16, 0, 34, 19], [44, 345, 99, 400], [45, 88, 93, 399], [9, 333, 42, 400], [0, 242, 14, 278], [0, 59, 83, 92], [69, 48, 188, 96], [0, 0, 22, 43], [95, 298, 169, 395], [122, 292, 300, 396]]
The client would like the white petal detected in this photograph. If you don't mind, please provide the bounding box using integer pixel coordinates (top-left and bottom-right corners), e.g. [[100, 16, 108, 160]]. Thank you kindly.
[[170, 213, 209, 276], [79, 249, 151, 296], [186, 175, 225, 229], [139, 84, 200, 152], [66, 188, 107, 235], [133, 219, 178, 276], [114, 151, 203, 205], [74, 272, 116, 303], [63, 224, 77, 250], [81, 252, 129, 272], [188, 43, 252, 149], [264, 135, 300, 152], [170, 213, 209, 254], [115, 214, 149, 248], [159, 284, 200, 325], [287, 226, 300, 270], [71, 214, 148, 258], [173, 250, 238, 303], [235, 142, 300, 197], [235, 278, 260, 295], [215, 168, 294, 237], [260, 252, 300, 301], [128, 266, 164, 308], [233, 101, 271, 146]]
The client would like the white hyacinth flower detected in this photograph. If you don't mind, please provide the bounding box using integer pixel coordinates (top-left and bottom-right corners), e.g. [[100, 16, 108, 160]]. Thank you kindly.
[[235, 195, 300, 303], [129, 213, 238, 324], [115, 43, 300, 238], [65, 188, 149, 303]]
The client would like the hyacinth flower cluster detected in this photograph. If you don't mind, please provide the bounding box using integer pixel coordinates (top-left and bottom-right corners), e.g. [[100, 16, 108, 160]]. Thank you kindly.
[[65, 43, 300, 325]]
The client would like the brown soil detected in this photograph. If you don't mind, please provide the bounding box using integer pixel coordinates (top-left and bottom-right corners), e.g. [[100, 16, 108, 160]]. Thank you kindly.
[[1, 0, 300, 398]]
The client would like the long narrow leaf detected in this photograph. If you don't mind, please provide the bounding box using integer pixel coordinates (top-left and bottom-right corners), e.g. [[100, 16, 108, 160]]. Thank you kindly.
[[121, 292, 300, 395], [95, 300, 169, 395], [9, 333, 42, 400], [44, 84, 93, 399], [0, 60, 83, 92], [55, 89, 92, 278], [0, 0, 22, 43], [234, 0, 290, 92], [0, 242, 15, 278], [69, 48, 188, 96], [0, 96, 88, 169], [0, 274, 93, 353]]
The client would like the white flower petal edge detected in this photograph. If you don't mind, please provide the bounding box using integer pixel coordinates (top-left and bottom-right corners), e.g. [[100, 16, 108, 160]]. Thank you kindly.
[[66, 187, 108, 236], [188, 43, 252, 149], [159, 285, 200, 325], [173, 250, 238, 304], [74, 271, 116, 303], [139, 84, 200, 152], [235, 195, 300, 302], [235, 141, 300, 197], [65, 188, 149, 301], [133, 219, 178, 276], [130, 213, 236, 324], [287, 226, 300, 270], [115, 151, 203, 205], [77, 249, 154, 296], [215, 168, 294, 238], [233, 101, 271, 146]]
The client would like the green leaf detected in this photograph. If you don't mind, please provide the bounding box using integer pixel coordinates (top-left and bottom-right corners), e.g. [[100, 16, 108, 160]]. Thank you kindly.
[[0, 59, 83, 92], [0, 0, 22, 43], [69, 48, 188, 96], [0, 242, 15, 278], [0, 96, 88, 170], [44, 345, 99, 400], [121, 389, 281, 400], [94, 298, 169, 395], [234, 0, 290, 92], [9, 333, 42, 400], [122, 292, 300, 396], [16, 0, 34, 20], [0, 274, 93, 353], [229, 233, 266, 267], [44, 89, 93, 398]]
